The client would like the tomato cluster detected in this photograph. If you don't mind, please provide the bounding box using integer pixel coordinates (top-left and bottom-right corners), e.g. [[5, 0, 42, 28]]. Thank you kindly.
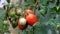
[[18, 9, 38, 30], [8, 8, 38, 30]]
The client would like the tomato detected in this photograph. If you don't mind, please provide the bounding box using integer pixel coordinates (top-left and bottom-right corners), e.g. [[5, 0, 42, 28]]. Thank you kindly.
[[26, 14, 38, 26], [18, 21, 27, 30], [9, 11, 15, 17], [24, 9, 34, 18], [23, 9, 37, 26], [3, 20, 8, 25], [16, 8, 22, 15], [18, 18, 27, 30], [18, 18, 26, 25], [18, 23, 27, 30], [56, 24, 60, 28]]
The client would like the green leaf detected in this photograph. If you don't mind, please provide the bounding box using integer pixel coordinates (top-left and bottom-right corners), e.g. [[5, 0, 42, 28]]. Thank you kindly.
[[27, 26, 33, 31], [0, 19, 3, 31], [40, 0, 49, 6], [48, 2, 55, 8], [34, 25, 47, 34], [31, 0, 36, 4], [6, 0, 10, 3], [56, 14, 60, 23], [23, 30, 28, 34], [12, 22, 18, 28], [0, 10, 6, 20], [33, 21, 40, 28], [57, 6, 60, 14], [45, 19, 57, 27], [50, 6, 57, 14], [39, 9, 47, 16]]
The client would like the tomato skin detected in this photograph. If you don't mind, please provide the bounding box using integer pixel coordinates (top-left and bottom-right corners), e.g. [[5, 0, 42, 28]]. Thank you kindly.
[[18, 18, 27, 30], [26, 14, 38, 26]]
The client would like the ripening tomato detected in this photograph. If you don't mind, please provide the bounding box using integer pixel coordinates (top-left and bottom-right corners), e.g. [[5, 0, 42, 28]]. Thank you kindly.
[[18, 18, 26, 25], [18, 18, 27, 30], [26, 14, 38, 26], [26, 9, 34, 14], [24, 9, 34, 18]]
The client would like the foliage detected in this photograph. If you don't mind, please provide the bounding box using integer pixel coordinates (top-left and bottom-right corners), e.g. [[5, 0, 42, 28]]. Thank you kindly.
[[0, 0, 60, 34]]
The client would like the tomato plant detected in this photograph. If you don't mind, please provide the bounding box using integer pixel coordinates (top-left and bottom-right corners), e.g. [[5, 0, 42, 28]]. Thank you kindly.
[[0, 0, 60, 34]]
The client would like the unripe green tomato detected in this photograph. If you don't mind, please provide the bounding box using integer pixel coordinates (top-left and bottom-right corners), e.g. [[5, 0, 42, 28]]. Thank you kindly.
[[3, 20, 8, 25], [57, 24, 60, 28], [9, 11, 15, 17], [17, 8, 22, 15]]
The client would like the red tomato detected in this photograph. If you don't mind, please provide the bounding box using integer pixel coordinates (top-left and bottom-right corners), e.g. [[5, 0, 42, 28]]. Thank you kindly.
[[18, 18, 27, 30], [26, 14, 38, 26], [18, 24, 27, 30]]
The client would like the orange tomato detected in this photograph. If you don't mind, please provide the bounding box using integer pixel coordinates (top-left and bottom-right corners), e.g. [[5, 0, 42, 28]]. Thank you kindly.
[[26, 9, 34, 14]]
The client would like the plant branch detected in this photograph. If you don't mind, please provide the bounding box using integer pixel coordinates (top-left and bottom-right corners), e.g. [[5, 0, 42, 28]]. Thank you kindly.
[[6, 6, 13, 25]]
